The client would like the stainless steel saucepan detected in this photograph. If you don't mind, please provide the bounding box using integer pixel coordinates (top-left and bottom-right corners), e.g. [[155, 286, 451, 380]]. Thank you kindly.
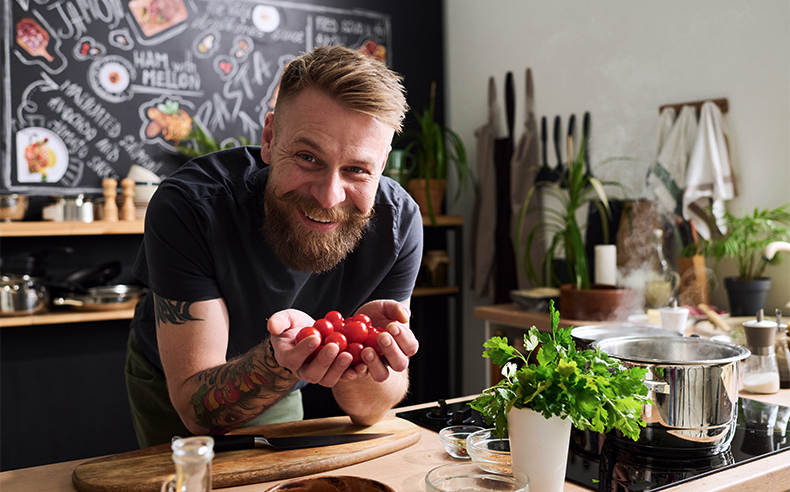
[[593, 336, 751, 455], [53, 285, 144, 311], [1, 274, 49, 316]]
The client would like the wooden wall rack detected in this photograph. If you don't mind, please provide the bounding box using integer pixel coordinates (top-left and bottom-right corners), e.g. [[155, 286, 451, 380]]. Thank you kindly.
[[659, 97, 729, 115]]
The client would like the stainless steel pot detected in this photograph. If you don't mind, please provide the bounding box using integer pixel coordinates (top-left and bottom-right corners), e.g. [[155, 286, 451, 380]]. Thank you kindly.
[[53, 285, 143, 311], [1, 274, 49, 316], [592, 336, 751, 455], [571, 323, 682, 350]]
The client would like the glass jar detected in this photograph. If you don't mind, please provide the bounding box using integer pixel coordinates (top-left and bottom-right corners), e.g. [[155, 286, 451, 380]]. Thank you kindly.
[[161, 436, 215, 492], [775, 322, 790, 389]]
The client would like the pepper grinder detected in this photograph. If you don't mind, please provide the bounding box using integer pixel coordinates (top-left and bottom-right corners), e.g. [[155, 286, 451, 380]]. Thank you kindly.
[[120, 178, 136, 221], [774, 309, 790, 389], [102, 178, 118, 221], [742, 309, 780, 394]]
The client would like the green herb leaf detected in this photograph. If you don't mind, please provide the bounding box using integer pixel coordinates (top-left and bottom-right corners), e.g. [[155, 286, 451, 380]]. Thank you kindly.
[[470, 300, 652, 440]]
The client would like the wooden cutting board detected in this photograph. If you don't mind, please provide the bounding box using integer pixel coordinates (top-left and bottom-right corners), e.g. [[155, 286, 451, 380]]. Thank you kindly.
[[72, 416, 421, 492]]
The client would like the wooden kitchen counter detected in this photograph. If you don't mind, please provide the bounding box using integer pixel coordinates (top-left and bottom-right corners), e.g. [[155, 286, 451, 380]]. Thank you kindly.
[[2, 391, 788, 492]]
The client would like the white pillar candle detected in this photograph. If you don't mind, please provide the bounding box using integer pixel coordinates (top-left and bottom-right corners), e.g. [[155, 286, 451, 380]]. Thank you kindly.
[[595, 244, 617, 285]]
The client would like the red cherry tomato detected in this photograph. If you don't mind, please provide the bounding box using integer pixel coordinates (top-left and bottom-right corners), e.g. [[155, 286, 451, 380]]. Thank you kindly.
[[324, 311, 344, 331], [343, 320, 368, 343], [364, 328, 384, 356], [296, 326, 320, 343], [313, 319, 334, 338], [325, 331, 348, 352], [345, 342, 364, 365], [296, 327, 322, 363], [349, 313, 372, 328]]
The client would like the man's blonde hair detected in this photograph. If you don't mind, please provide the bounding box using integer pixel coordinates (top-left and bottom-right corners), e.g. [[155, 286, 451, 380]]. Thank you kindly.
[[275, 45, 408, 133]]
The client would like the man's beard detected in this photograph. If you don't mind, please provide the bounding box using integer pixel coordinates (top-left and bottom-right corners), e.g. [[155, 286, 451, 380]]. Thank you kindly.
[[262, 184, 373, 274]]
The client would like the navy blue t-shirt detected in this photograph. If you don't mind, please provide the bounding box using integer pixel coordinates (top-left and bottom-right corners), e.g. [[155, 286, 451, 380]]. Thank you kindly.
[[132, 146, 423, 370]]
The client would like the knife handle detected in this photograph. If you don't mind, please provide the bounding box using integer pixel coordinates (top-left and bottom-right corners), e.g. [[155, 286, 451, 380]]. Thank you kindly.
[[212, 435, 256, 452]]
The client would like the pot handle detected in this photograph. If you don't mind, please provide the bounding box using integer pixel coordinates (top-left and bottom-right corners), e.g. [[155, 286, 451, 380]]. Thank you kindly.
[[643, 379, 671, 395], [52, 297, 85, 307]]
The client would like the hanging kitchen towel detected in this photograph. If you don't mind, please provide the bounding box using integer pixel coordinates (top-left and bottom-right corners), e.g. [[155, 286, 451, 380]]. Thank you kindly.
[[492, 71, 519, 303], [646, 105, 697, 217], [683, 101, 737, 239], [470, 77, 498, 299], [510, 68, 542, 289], [654, 106, 677, 158]]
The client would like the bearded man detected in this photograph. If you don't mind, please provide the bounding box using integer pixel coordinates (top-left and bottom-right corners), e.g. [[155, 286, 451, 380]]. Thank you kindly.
[[125, 45, 422, 448]]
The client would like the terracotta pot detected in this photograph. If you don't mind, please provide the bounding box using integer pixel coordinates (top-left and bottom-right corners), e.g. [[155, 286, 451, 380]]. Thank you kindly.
[[559, 283, 637, 321], [407, 178, 445, 217]]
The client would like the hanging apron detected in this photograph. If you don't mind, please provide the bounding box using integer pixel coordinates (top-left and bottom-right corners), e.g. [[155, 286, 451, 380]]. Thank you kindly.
[[509, 68, 542, 290], [470, 77, 498, 300], [493, 72, 519, 304]]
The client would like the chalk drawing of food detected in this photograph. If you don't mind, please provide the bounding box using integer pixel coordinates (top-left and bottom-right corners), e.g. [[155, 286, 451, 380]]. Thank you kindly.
[[128, 0, 188, 37], [25, 138, 57, 181], [145, 100, 192, 144], [16, 17, 54, 62], [359, 40, 386, 64]]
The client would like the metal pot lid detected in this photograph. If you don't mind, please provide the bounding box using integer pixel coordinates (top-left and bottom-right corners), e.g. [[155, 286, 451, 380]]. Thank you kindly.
[[592, 336, 751, 365], [571, 324, 682, 344]]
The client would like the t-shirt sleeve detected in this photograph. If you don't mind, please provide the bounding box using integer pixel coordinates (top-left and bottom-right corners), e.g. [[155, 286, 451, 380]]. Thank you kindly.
[[133, 182, 222, 302]]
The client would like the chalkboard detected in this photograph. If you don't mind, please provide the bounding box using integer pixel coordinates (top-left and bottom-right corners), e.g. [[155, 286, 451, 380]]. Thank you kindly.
[[2, 0, 391, 195]]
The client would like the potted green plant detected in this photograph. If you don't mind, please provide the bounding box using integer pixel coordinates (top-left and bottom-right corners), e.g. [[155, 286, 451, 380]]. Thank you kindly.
[[514, 141, 634, 319], [176, 121, 251, 158], [470, 302, 651, 492], [396, 82, 473, 225], [703, 204, 790, 316]]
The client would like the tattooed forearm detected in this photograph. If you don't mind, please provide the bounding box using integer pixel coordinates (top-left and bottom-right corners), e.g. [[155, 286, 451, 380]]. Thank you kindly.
[[154, 295, 203, 328], [190, 338, 297, 434]]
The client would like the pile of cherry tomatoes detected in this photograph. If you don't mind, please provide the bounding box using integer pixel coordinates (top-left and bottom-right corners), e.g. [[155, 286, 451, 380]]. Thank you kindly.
[[296, 311, 385, 364]]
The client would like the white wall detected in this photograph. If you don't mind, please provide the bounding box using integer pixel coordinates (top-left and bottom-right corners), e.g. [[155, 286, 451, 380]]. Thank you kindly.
[[444, 0, 790, 395]]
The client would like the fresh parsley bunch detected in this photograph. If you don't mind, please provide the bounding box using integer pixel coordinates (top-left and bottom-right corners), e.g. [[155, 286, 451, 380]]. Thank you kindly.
[[470, 302, 652, 441]]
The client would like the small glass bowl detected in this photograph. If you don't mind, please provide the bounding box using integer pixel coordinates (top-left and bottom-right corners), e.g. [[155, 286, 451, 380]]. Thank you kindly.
[[466, 428, 512, 475], [439, 425, 484, 459], [425, 463, 528, 492]]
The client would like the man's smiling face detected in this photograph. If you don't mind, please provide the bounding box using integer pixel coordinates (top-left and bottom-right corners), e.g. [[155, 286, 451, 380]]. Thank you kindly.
[[260, 88, 394, 273]]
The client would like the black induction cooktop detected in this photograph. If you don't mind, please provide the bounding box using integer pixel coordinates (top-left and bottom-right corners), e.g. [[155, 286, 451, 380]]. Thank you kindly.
[[396, 397, 790, 491]]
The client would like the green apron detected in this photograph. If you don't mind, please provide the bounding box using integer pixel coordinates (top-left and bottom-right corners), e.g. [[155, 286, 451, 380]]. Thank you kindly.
[[124, 328, 303, 448]]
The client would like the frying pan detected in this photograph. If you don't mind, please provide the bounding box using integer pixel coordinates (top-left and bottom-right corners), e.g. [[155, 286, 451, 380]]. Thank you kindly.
[[47, 261, 122, 296], [52, 285, 144, 311]]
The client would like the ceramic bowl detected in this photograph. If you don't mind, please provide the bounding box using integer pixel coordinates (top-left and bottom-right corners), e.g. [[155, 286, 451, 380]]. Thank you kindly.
[[425, 463, 528, 492], [466, 428, 512, 475], [439, 425, 484, 459]]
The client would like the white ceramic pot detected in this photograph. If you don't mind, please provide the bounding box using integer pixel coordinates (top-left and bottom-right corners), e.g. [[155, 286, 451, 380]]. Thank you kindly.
[[507, 407, 572, 492]]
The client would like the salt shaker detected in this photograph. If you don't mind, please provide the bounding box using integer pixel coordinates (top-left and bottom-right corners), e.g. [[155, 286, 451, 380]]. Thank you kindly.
[[742, 309, 780, 395], [161, 436, 214, 492]]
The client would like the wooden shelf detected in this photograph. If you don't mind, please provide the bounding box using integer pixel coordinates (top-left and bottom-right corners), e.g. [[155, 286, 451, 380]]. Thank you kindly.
[[412, 286, 460, 297], [0, 308, 136, 327], [0, 220, 144, 237], [420, 215, 463, 227]]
